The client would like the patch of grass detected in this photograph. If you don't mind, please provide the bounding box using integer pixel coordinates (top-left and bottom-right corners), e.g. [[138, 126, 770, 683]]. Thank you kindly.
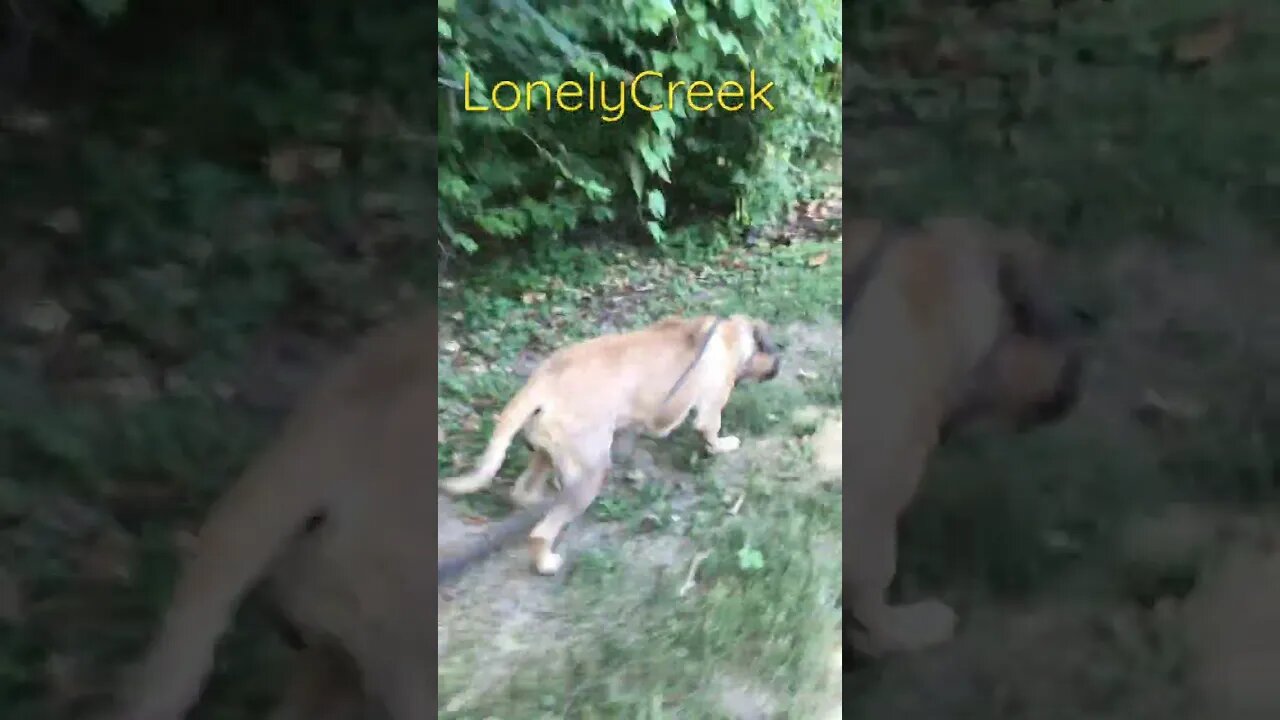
[[437, 234, 842, 718], [900, 424, 1168, 599], [441, 472, 841, 720]]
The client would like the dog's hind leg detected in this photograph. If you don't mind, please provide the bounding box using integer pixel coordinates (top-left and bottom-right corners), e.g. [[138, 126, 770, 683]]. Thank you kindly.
[[528, 437, 611, 575], [510, 448, 555, 507]]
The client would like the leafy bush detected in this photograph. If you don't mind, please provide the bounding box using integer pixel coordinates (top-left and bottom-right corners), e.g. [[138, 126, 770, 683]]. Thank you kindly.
[[438, 0, 841, 253], [845, 0, 1280, 245]]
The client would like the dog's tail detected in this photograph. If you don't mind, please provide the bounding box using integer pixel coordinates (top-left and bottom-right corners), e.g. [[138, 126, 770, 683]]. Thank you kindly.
[[116, 443, 327, 720], [442, 379, 544, 495]]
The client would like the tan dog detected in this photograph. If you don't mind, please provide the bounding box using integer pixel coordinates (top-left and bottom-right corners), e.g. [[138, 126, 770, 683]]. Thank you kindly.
[[443, 313, 781, 575], [844, 217, 1090, 657], [115, 309, 441, 720]]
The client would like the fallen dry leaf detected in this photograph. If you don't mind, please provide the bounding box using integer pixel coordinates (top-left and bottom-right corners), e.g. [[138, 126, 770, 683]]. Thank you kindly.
[[266, 148, 302, 184], [309, 146, 344, 176], [808, 252, 830, 267], [101, 374, 157, 403], [44, 207, 82, 235], [520, 291, 546, 304], [265, 145, 345, 184], [1, 108, 53, 134], [1174, 13, 1238, 64], [1135, 388, 1206, 425], [22, 298, 71, 334], [462, 515, 490, 526]]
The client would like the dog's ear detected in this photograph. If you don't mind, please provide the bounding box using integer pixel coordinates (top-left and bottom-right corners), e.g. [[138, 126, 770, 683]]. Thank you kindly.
[[994, 232, 1075, 339], [752, 320, 779, 354], [667, 315, 713, 348]]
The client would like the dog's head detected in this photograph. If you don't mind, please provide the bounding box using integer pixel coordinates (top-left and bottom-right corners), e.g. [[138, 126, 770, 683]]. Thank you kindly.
[[728, 314, 782, 383], [942, 232, 1094, 439]]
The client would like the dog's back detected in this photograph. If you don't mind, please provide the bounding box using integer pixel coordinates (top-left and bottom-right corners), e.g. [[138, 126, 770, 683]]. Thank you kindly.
[[523, 315, 712, 425]]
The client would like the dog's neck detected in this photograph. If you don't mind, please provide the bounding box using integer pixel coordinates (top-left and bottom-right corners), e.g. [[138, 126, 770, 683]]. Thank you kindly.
[[661, 316, 725, 404]]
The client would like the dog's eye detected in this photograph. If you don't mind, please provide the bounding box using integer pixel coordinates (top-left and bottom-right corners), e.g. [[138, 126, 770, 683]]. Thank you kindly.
[[1010, 299, 1034, 334], [1071, 305, 1100, 332]]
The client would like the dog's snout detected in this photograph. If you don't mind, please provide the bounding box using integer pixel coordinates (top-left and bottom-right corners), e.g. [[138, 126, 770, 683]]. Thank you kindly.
[[1020, 350, 1084, 430], [763, 356, 781, 381], [1070, 304, 1100, 335]]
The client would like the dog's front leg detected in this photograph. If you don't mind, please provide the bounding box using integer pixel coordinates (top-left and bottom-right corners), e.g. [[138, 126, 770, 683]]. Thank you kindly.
[[694, 383, 740, 454], [846, 432, 956, 656]]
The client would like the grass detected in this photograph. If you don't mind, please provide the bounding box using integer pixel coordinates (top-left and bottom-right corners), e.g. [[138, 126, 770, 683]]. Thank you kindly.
[[436, 235, 843, 718]]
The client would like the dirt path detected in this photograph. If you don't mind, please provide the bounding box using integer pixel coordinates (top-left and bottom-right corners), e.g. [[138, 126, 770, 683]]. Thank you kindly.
[[1182, 513, 1280, 719]]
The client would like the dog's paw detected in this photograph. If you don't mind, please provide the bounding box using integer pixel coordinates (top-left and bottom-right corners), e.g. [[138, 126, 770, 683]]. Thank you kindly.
[[535, 551, 564, 576], [509, 486, 546, 508], [709, 435, 741, 454], [441, 474, 484, 496], [884, 600, 957, 653], [850, 598, 958, 657]]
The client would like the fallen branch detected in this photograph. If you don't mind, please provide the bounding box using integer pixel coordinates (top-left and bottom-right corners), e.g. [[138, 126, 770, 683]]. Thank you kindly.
[[678, 550, 711, 598], [729, 492, 746, 516]]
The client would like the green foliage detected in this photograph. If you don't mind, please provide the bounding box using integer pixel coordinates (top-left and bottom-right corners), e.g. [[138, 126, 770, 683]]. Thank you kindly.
[[77, 0, 129, 23], [438, 0, 840, 253], [846, 0, 1280, 244]]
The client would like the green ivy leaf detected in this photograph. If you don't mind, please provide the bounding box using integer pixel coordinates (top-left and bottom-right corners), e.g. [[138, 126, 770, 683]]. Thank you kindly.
[[79, 0, 128, 23], [453, 233, 479, 253], [646, 189, 666, 220], [646, 221, 666, 243], [753, 0, 775, 25], [737, 544, 765, 571], [652, 109, 676, 136], [629, 157, 645, 200]]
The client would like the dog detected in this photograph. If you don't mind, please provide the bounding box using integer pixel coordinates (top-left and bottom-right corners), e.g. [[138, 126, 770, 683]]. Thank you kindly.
[[843, 217, 1090, 657], [442, 313, 782, 576], [115, 308, 442, 719]]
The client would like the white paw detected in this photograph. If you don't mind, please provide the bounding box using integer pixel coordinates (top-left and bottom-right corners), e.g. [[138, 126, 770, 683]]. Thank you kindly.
[[535, 551, 563, 576], [879, 600, 958, 654], [441, 475, 481, 495], [509, 487, 544, 508], [709, 435, 741, 454]]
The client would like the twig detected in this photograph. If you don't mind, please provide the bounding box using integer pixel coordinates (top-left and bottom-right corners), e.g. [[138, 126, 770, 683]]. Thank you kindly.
[[729, 492, 745, 516], [678, 550, 711, 598]]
